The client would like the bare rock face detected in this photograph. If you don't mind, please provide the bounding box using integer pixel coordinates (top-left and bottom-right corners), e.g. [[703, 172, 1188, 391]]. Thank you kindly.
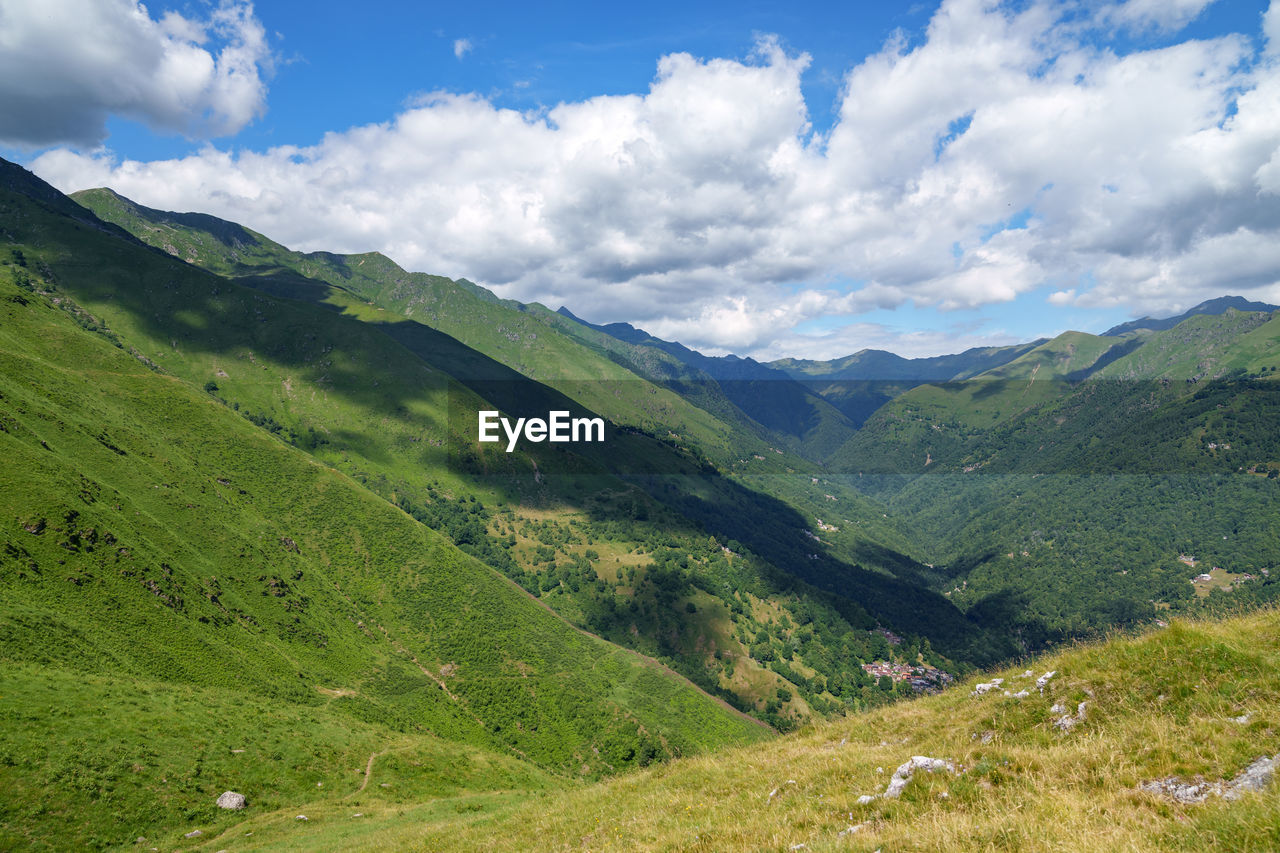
[[1223, 755, 1279, 800], [1140, 754, 1280, 803], [216, 791, 247, 810]]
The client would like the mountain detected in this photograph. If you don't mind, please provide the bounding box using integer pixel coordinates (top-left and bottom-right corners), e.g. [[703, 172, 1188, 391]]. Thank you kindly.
[[1103, 295, 1279, 336], [772, 342, 1044, 382], [68, 180, 1018, 688], [60, 170, 1280, 664], [0, 161, 784, 847], [768, 342, 1044, 428], [8, 156, 1280, 848], [826, 306, 1280, 645], [833, 308, 1280, 475], [180, 609, 1280, 851]]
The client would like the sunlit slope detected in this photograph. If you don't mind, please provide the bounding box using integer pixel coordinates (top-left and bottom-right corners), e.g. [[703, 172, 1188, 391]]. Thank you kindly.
[[0, 226, 769, 790], [1096, 309, 1280, 381], [829, 314, 1278, 476], [824, 306, 1280, 645], [185, 609, 1280, 852], [69, 184, 930, 577]]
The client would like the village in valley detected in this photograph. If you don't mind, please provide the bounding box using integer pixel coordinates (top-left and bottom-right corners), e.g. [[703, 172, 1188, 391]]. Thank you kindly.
[[860, 628, 956, 693]]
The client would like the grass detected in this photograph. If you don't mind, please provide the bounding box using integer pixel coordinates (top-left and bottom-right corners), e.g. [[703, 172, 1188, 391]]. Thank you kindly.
[[236, 609, 1280, 851], [0, 663, 558, 850]]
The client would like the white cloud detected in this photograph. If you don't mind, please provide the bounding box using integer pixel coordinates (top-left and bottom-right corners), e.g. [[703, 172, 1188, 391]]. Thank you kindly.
[[0, 0, 272, 148], [453, 38, 472, 60], [28, 0, 1280, 359], [1100, 0, 1218, 35], [1265, 0, 1280, 55]]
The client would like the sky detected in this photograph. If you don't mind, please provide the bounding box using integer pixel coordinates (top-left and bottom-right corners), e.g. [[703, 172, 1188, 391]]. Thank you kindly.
[[3, 0, 1280, 360]]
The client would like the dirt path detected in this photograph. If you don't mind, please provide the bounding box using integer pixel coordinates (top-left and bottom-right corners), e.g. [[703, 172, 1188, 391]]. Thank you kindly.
[[353, 750, 383, 795]]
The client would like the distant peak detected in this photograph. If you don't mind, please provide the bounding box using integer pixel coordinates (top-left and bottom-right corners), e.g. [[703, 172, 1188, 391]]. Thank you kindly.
[[1103, 295, 1279, 337]]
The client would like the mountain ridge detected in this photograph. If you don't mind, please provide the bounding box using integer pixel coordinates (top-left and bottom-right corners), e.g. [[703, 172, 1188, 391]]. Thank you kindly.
[[5, 156, 1280, 851], [1103, 295, 1279, 337]]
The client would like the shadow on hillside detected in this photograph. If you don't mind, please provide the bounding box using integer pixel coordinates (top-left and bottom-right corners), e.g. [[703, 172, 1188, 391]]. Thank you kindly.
[[18, 180, 1006, 664]]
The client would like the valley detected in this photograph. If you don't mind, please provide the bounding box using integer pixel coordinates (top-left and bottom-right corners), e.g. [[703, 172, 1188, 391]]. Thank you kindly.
[[1, 156, 1278, 849]]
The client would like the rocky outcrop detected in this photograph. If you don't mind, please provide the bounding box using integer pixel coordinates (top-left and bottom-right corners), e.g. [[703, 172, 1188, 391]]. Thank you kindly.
[[1140, 754, 1280, 803], [857, 756, 957, 804], [1053, 701, 1087, 732]]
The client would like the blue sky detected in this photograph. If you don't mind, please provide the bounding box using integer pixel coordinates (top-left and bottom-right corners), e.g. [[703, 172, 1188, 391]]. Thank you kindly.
[[4, 0, 1280, 359], [99, 2, 933, 158]]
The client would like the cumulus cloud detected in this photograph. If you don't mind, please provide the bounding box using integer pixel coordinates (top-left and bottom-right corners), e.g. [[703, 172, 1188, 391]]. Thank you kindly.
[[28, 0, 1280, 358], [453, 38, 472, 59], [0, 0, 272, 148]]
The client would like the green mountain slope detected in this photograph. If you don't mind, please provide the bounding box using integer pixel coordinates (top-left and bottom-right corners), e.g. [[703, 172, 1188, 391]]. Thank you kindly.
[[69, 187, 753, 463], [771, 342, 1044, 383], [0, 662, 558, 850], [822, 307, 1280, 644], [1102, 294, 1279, 336], [0, 164, 783, 846], [1096, 310, 1280, 381], [821, 331, 1122, 475]]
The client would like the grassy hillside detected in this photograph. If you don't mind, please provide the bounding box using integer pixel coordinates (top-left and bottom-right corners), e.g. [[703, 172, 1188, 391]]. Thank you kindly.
[[0, 167, 786, 845], [0, 262, 769, 752], [68, 187, 754, 464], [0, 663, 559, 850], [179, 609, 1280, 851], [832, 312, 1280, 477], [1096, 310, 1280, 381], [826, 330, 1135, 475]]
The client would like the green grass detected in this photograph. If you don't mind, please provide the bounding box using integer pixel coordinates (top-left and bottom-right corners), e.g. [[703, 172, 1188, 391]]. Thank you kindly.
[[0, 265, 766, 757], [0, 663, 558, 850]]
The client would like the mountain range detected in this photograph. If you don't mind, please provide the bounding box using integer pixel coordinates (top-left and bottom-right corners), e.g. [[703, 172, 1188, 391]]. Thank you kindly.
[[1, 155, 1278, 849]]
